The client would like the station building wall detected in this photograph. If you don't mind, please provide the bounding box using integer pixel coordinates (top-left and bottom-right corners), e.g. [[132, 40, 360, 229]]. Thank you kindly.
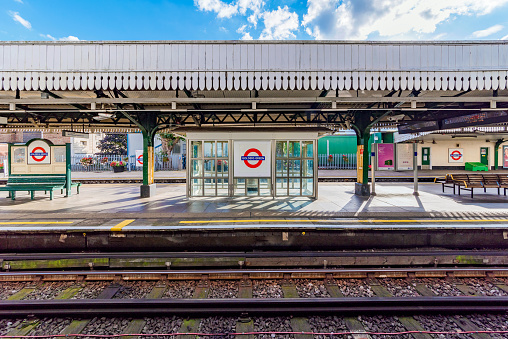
[[415, 138, 508, 170]]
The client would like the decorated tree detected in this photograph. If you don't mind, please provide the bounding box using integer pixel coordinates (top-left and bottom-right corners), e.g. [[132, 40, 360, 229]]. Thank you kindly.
[[97, 133, 127, 155]]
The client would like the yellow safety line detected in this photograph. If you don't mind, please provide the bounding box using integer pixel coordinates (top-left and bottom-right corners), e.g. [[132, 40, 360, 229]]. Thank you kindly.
[[111, 219, 135, 231], [0, 221, 74, 224], [180, 219, 508, 224]]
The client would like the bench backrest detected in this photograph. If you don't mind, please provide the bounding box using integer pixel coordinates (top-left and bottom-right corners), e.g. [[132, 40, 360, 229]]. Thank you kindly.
[[7, 175, 66, 186], [498, 175, 508, 184], [451, 174, 468, 182], [482, 174, 499, 184], [467, 174, 484, 184]]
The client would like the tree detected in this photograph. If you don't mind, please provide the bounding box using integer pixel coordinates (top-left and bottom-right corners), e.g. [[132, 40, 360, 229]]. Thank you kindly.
[[158, 132, 185, 155], [97, 133, 127, 154]]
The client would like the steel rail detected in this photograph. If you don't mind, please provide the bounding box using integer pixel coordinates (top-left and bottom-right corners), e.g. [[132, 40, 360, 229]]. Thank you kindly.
[[1, 267, 508, 277], [1, 297, 507, 317], [2, 249, 507, 261]]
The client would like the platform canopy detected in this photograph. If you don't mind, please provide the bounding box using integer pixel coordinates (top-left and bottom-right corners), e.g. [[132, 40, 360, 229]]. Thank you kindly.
[[0, 40, 507, 131]]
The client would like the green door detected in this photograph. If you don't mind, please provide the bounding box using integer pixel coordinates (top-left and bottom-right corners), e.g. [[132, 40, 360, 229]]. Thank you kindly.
[[421, 147, 430, 166], [480, 147, 489, 166]]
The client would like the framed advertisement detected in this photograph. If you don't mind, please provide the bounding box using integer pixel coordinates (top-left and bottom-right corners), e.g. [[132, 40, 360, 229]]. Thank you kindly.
[[376, 143, 394, 170], [503, 146, 508, 169], [396, 143, 413, 171]]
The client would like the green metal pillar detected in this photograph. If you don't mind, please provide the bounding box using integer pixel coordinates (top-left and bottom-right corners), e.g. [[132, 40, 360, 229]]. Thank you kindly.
[[120, 111, 159, 197], [494, 139, 506, 170]]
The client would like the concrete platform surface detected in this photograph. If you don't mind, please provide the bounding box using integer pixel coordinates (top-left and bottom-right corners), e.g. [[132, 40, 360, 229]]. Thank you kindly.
[[0, 182, 508, 221]]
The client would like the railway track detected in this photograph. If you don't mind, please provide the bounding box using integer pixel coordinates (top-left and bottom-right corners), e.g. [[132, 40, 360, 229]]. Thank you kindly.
[[2, 267, 508, 338]]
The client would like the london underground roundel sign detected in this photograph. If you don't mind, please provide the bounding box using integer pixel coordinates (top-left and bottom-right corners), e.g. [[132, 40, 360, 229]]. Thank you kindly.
[[234, 141, 271, 177], [448, 148, 464, 163], [137, 154, 143, 165], [241, 148, 265, 168], [450, 150, 462, 161], [30, 147, 48, 162], [27, 140, 52, 165]]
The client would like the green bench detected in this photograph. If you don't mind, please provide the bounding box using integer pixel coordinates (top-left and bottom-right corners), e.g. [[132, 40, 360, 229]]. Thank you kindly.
[[0, 175, 81, 200]]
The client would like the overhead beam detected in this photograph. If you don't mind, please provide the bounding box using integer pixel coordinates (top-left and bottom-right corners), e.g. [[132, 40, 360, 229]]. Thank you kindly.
[[40, 90, 88, 110], [1, 96, 505, 106]]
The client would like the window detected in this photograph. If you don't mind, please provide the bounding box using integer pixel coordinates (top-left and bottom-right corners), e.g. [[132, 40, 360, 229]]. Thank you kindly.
[[275, 140, 314, 196], [189, 140, 229, 197]]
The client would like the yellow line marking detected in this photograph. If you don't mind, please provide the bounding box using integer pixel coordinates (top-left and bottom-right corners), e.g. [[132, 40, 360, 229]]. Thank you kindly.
[[180, 219, 508, 224], [111, 219, 135, 231], [0, 221, 74, 225]]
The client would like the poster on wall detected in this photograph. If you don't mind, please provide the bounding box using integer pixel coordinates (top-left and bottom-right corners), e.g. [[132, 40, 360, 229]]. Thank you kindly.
[[27, 140, 51, 165], [135, 150, 143, 167], [503, 146, 508, 168], [448, 148, 464, 163], [377, 144, 395, 170], [234, 141, 271, 177], [396, 143, 413, 171]]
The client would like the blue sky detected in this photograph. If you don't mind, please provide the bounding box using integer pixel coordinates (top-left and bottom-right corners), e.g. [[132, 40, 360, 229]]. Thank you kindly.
[[2, 0, 508, 41]]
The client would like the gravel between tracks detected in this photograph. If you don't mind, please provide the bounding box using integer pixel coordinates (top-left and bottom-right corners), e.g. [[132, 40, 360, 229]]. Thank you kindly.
[[253, 280, 283, 298], [0, 319, 23, 336], [141, 316, 183, 339], [359, 315, 412, 339], [81, 317, 132, 338], [0, 282, 28, 300], [71, 281, 109, 299], [460, 278, 508, 296], [113, 281, 155, 299], [23, 282, 73, 300], [198, 316, 236, 339], [466, 314, 508, 339], [163, 281, 196, 299], [414, 315, 474, 339], [379, 278, 420, 297], [337, 279, 374, 297], [413, 278, 464, 296], [295, 279, 331, 298], [208, 280, 238, 298], [308, 316, 351, 339], [28, 318, 73, 338], [254, 317, 294, 339]]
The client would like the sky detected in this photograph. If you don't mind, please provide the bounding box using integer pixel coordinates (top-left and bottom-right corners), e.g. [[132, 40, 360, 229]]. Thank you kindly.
[[2, 0, 508, 41]]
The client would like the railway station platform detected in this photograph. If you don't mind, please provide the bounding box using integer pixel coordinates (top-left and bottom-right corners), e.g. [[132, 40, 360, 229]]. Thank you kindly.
[[1, 181, 508, 252]]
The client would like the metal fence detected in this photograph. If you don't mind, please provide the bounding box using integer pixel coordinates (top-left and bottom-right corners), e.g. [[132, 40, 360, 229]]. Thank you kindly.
[[71, 154, 183, 172], [318, 153, 357, 170]]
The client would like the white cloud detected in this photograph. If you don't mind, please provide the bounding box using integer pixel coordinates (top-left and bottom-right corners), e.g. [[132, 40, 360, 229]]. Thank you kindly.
[[14, 0, 23, 3], [9, 11, 31, 30], [194, 0, 238, 18], [59, 36, 80, 41], [472, 24, 504, 37], [236, 24, 247, 33], [219, 26, 228, 33], [40, 33, 56, 40], [238, 0, 265, 26], [259, 6, 299, 40], [502, 34, 508, 40], [241, 32, 253, 40], [302, 0, 508, 40]]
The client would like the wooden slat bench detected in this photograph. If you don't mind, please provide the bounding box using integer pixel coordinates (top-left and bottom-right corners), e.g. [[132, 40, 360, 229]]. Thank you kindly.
[[0, 175, 81, 200], [434, 174, 455, 193]]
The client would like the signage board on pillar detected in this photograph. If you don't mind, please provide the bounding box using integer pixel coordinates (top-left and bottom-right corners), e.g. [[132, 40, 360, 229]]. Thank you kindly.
[[448, 148, 464, 163], [135, 150, 143, 167], [376, 143, 394, 170], [27, 140, 51, 165], [233, 141, 271, 177], [396, 143, 413, 171]]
